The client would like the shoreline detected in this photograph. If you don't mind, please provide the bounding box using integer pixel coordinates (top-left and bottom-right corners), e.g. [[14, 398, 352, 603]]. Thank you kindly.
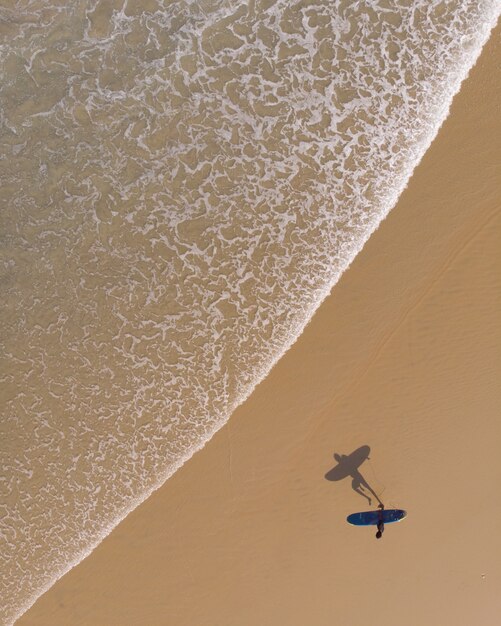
[[17, 22, 501, 626]]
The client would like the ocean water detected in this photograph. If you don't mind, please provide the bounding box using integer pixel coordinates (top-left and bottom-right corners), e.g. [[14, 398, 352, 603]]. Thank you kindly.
[[0, 1, 498, 623]]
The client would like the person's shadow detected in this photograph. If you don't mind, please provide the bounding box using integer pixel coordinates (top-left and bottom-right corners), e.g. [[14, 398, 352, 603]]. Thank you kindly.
[[325, 445, 383, 507]]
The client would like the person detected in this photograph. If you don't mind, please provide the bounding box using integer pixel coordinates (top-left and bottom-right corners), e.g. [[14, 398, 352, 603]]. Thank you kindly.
[[376, 503, 385, 539]]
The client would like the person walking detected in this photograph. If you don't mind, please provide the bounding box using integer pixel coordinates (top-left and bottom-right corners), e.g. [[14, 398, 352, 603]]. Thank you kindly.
[[376, 503, 385, 539]]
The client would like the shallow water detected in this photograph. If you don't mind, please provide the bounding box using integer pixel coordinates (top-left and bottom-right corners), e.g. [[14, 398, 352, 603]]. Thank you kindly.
[[0, 1, 498, 623]]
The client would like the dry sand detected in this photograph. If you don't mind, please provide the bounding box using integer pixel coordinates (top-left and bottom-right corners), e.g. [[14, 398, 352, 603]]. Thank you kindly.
[[18, 24, 501, 626]]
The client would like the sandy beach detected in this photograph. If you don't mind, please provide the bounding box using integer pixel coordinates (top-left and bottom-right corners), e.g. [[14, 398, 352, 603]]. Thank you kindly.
[[16, 21, 501, 626]]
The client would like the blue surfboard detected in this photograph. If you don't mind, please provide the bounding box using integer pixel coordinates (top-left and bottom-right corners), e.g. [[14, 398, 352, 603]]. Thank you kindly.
[[347, 509, 407, 526]]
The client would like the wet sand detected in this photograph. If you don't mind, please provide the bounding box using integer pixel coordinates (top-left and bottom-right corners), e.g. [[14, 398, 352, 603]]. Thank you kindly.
[[17, 24, 501, 626]]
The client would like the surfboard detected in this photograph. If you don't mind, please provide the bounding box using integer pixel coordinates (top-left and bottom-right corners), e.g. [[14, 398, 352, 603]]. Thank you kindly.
[[347, 509, 407, 526]]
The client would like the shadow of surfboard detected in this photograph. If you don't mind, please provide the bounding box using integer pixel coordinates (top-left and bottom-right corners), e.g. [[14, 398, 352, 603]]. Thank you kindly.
[[325, 445, 383, 507]]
